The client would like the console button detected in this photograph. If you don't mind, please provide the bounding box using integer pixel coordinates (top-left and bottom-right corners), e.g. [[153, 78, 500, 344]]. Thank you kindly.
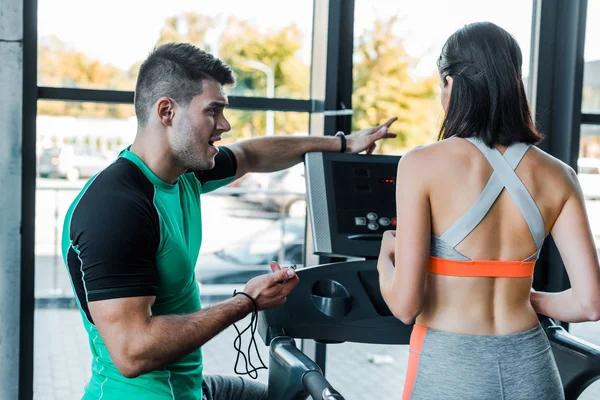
[[368, 222, 379, 231], [355, 217, 367, 226], [379, 217, 391, 227], [391, 217, 397, 227], [367, 212, 378, 221]]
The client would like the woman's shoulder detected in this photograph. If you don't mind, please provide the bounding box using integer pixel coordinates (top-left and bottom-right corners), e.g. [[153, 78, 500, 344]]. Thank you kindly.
[[406, 139, 576, 176], [401, 137, 460, 159], [399, 138, 475, 169], [400, 138, 578, 190], [526, 145, 578, 185], [396, 139, 467, 184]]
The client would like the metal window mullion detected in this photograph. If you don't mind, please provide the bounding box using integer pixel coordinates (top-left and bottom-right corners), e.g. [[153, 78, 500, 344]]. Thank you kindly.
[[37, 86, 317, 113], [582, 114, 600, 125], [303, 0, 355, 375]]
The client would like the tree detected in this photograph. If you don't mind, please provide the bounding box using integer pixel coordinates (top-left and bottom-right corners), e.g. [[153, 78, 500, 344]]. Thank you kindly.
[[37, 35, 136, 118], [155, 13, 311, 140], [156, 13, 214, 50], [216, 17, 310, 139], [353, 16, 441, 153], [36, 13, 312, 137], [37, 13, 440, 155]]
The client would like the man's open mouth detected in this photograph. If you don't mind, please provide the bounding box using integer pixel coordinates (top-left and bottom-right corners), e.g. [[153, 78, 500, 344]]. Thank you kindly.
[[208, 136, 222, 146]]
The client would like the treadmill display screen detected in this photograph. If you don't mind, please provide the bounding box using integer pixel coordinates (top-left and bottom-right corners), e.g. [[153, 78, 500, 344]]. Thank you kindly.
[[331, 161, 397, 234]]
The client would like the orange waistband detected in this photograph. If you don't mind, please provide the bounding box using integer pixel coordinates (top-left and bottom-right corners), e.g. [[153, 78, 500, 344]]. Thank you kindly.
[[428, 256, 535, 278]]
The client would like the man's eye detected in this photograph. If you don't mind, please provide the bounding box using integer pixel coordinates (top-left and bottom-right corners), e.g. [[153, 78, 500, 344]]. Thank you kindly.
[[208, 109, 216, 116]]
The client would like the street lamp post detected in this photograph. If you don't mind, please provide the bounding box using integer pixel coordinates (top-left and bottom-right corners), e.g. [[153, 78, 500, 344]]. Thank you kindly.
[[243, 60, 275, 136]]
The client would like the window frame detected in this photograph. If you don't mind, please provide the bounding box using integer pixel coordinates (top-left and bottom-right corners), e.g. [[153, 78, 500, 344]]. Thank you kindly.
[[18, 0, 600, 398]]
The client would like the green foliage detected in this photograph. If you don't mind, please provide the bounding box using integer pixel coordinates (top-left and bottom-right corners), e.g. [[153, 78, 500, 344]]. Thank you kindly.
[[353, 16, 441, 153], [217, 17, 310, 140], [37, 13, 441, 153], [156, 14, 215, 50], [38, 35, 136, 118]]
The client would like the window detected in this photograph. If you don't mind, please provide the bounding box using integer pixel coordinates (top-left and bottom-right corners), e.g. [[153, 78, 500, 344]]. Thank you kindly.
[[579, 166, 600, 175], [37, 0, 314, 99], [352, 0, 535, 154], [35, 0, 314, 394], [323, 2, 536, 396], [582, 0, 600, 113], [33, 101, 308, 397], [570, 2, 600, 348]]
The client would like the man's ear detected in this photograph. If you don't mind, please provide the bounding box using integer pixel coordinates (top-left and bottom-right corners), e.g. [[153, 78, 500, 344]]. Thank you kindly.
[[156, 97, 175, 127]]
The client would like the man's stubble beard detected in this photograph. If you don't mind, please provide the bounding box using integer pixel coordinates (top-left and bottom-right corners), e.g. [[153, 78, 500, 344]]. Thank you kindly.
[[172, 115, 214, 171]]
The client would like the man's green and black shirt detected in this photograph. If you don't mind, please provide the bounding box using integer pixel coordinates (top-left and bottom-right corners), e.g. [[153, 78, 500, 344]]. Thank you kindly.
[[62, 146, 237, 399]]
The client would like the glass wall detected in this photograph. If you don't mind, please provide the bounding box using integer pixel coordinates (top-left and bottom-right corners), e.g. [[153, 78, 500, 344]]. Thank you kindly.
[[323, 2, 535, 398], [569, 0, 600, 359], [37, 0, 314, 99], [29, 1, 600, 399], [34, 100, 308, 397], [557, 2, 600, 398], [351, 0, 535, 155], [34, 1, 313, 397], [582, 0, 600, 114]]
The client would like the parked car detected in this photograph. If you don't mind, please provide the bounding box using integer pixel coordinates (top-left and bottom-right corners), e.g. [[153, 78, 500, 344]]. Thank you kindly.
[[195, 217, 304, 285], [37, 145, 113, 181], [237, 163, 307, 217], [578, 157, 600, 200]]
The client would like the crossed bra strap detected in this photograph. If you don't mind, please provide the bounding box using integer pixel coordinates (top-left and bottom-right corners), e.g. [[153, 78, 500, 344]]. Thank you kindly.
[[439, 137, 545, 251], [429, 137, 545, 278]]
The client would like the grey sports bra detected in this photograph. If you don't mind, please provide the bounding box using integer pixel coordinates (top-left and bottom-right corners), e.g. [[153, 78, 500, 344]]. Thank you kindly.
[[430, 137, 546, 262]]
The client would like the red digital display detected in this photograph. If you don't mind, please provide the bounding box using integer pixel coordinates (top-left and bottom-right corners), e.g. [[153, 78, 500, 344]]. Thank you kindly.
[[381, 179, 394, 184]]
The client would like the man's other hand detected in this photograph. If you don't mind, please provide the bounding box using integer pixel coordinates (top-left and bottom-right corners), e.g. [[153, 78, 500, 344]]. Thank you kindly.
[[242, 262, 300, 311]]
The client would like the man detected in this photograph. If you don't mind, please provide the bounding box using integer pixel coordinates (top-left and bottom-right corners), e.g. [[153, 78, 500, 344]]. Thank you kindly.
[[62, 42, 396, 400]]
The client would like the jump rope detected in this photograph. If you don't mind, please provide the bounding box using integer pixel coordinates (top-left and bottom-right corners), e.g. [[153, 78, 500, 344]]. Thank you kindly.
[[231, 264, 297, 379]]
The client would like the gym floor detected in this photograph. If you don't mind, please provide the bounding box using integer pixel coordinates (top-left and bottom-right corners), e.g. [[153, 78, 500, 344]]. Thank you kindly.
[[34, 308, 600, 400]]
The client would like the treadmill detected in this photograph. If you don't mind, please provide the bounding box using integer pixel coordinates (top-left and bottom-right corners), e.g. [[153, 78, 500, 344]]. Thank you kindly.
[[258, 152, 600, 400]]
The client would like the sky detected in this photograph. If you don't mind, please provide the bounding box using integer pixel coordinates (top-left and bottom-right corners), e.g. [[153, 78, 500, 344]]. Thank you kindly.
[[38, 0, 600, 78]]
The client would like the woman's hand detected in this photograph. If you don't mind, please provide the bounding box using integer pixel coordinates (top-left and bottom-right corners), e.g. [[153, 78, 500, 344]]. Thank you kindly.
[[378, 230, 397, 265], [377, 230, 398, 313]]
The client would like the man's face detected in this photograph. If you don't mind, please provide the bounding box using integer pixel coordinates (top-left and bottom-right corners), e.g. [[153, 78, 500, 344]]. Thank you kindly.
[[170, 79, 231, 171]]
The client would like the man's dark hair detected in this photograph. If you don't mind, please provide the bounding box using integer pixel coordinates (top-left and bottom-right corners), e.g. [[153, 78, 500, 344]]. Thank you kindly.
[[437, 22, 543, 147], [134, 43, 235, 126]]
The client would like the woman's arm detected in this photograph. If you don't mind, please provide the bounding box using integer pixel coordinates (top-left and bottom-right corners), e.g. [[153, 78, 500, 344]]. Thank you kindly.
[[378, 148, 431, 325], [531, 289, 600, 323], [532, 166, 600, 323]]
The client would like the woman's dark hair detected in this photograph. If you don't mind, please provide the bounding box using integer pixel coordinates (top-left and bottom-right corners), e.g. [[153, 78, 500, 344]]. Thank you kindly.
[[437, 22, 542, 147]]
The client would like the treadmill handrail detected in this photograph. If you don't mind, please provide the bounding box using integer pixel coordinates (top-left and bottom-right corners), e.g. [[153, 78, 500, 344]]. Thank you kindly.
[[303, 371, 345, 400], [268, 336, 346, 400], [541, 316, 600, 357], [540, 316, 600, 399]]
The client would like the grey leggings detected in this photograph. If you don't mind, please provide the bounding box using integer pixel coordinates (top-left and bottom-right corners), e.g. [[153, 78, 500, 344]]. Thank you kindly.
[[202, 375, 267, 400], [405, 324, 564, 400]]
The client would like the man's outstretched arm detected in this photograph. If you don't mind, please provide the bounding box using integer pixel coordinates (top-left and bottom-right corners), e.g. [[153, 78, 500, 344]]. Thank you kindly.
[[89, 266, 298, 378], [228, 117, 397, 179]]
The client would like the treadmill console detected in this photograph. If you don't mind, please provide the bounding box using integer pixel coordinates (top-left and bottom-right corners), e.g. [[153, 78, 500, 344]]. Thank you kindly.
[[305, 152, 400, 258]]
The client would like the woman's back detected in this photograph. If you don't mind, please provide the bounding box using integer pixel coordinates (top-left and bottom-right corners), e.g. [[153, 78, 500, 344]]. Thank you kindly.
[[414, 137, 573, 335], [377, 20, 600, 399]]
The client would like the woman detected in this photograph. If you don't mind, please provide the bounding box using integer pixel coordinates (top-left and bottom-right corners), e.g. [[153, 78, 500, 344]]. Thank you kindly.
[[377, 22, 600, 400]]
